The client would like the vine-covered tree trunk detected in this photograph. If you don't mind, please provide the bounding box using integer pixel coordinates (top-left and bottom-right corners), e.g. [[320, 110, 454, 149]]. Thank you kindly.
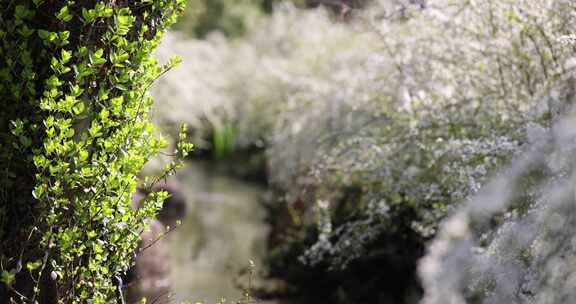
[[0, 1, 187, 303]]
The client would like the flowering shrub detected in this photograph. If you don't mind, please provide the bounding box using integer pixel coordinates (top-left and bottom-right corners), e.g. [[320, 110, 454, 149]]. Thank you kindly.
[[419, 117, 576, 304], [0, 1, 189, 303]]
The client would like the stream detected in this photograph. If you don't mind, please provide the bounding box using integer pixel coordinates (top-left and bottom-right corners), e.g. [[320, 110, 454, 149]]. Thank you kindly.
[[167, 160, 276, 304]]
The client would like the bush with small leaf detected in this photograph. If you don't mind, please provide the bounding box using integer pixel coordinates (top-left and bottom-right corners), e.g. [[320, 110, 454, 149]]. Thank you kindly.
[[0, 1, 188, 303]]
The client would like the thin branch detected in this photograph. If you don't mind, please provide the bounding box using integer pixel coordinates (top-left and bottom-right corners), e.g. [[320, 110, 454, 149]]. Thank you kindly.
[[138, 224, 180, 253]]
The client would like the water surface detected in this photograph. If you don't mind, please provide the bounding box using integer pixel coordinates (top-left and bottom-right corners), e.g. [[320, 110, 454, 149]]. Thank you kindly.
[[168, 161, 275, 303]]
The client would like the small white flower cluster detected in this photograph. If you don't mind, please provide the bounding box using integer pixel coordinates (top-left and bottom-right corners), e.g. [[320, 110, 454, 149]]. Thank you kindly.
[[557, 34, 576, 45]]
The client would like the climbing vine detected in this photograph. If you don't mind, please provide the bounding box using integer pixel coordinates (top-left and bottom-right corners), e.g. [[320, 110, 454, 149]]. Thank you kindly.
[[0, 0, 189, 303]]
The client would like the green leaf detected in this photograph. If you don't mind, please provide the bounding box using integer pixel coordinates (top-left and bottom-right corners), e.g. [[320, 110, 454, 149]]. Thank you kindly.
[[79, 150, 89, 161], [32, 185, 44, 199], [115, 8, 136, 36], [70, 84, 83, 97], [81, 8, 95, 24], [0, 271, 15, 285], [46, 75, 62, 88], [14, 5, 34, 21], [26, 260, 42, 272], [72, 102, 85, 115], [61, 49, 72, 64], [56, 6, 73, 22], [37, 29, 50, 40], [64, 128, 75, 138]]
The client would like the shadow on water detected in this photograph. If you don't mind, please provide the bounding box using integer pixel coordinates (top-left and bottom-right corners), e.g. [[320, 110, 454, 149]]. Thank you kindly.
[[167, 160, 276, 304]]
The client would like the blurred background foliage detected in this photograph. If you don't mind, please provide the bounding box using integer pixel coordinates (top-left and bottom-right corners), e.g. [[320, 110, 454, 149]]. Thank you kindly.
[[173, 0, 306, 38], [172, 0, 368, 38], [149, 0, 576, 303]]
